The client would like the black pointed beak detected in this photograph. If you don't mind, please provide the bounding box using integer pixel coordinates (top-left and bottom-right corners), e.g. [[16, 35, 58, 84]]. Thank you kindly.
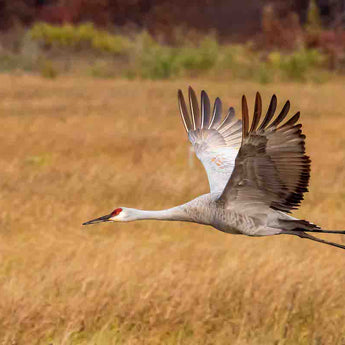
[[82, 213, 112, 226]]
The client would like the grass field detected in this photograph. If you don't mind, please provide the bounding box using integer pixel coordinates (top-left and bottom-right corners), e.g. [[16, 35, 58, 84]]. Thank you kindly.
[[1, 75, 345, 344]]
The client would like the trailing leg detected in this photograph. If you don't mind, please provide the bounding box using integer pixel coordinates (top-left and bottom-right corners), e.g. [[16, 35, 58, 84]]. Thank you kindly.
[[289, 231, 345, 250]]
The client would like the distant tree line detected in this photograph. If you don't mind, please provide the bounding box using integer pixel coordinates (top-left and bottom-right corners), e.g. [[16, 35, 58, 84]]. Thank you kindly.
[[0, 0, 344, 39]]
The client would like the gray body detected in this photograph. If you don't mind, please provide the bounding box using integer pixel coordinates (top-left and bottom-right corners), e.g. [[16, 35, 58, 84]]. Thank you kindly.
[[175, 193, 287, 236]]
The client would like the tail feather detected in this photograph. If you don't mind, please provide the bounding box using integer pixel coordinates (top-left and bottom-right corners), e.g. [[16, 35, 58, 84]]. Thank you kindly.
[[279, 218, 345, 234]]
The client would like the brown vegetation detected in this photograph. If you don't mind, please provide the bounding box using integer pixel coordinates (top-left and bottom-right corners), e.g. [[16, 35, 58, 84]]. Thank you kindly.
[[1, 75, 345, 344], [0, 0, 317, 41], [0, 0, 265, 39]]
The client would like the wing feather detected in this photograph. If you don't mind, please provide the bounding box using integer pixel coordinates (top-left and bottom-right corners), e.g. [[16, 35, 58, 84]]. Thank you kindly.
[[217, 107, 236, 130], [201, 90, 211, 129], [241, 95, 249, 137], [189, 87, 200, 129], [258, 94, 276, 130], [278, 112, 300, 129], [268, 100, 290, 128], [178, 87, 242, 193], [249, 92, 262, 132], [178, 89, 192, 132], [218, 93, 309, 214], [209, 97, 222, 129]]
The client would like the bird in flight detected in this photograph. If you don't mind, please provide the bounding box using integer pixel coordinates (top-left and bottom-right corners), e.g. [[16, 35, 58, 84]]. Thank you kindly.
[[83, 87, 345, 250]]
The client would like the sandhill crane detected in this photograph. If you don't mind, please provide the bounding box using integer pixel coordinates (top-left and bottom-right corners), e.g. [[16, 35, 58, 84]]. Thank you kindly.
[[83, 87, 345, 250]]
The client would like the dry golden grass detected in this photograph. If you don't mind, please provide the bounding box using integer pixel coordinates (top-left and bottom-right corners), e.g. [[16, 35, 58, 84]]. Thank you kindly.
[[1, 75, 345, 344]]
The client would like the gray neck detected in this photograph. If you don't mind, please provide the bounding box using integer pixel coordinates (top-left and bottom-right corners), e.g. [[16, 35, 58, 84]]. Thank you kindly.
[[131, 206, 191, 222]]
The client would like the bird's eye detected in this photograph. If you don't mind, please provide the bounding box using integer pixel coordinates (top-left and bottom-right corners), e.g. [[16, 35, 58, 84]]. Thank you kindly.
[[111, 208, 123, 216]]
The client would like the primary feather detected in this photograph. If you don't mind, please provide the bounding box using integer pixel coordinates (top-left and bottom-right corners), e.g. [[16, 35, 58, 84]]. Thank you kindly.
[[178, 87, 242, 193], [219, 92, 310, 214]]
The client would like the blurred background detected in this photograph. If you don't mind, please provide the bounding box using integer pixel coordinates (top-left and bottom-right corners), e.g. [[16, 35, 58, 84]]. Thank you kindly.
[[0, 0, 345, 80], [2, 1, 345, 344]]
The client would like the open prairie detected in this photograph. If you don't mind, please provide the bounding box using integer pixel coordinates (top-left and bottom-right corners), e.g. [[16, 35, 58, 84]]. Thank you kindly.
[[1, 75, 345, 344]]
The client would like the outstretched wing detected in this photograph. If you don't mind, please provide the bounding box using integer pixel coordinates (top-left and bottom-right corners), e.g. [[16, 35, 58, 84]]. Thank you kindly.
[[178, 87, 242, 193], [218, 92, 310, 213]]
